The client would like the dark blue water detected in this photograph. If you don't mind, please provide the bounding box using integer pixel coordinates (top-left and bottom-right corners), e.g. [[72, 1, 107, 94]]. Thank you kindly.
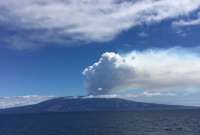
[[0, 110, 200, 135]]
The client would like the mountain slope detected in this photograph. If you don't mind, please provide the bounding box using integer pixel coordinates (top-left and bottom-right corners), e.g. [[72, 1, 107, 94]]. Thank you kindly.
[[0, 97, 196, 114]]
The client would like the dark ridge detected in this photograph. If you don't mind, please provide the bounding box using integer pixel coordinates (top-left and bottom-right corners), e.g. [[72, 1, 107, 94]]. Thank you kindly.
[[0, 97, 197, 114]]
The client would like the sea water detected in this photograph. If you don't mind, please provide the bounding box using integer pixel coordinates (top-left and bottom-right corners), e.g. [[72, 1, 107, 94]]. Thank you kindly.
[[0, 110, 200, 135]]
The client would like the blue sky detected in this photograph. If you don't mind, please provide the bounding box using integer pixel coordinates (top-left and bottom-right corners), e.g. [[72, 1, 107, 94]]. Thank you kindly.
[[0, 0, 200, 105]]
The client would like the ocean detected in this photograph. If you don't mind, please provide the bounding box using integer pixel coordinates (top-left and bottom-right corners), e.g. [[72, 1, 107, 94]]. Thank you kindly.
[[0, 110, 200, 135]]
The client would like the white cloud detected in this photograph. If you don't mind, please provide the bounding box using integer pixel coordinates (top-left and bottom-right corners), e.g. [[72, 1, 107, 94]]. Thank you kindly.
[[173, 18, 200, 27], [0, 0, 200, 49], [83, 47, 200, 95], [173, 12, 200, 27], [142, 91, 176, 97], [0, 95, 53, 109], [83, 91, 175, 99], [138, 32, 148, 37]]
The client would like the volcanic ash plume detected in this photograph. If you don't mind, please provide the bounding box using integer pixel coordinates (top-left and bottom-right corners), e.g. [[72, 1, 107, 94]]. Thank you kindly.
[[83, 48, 200, 95]]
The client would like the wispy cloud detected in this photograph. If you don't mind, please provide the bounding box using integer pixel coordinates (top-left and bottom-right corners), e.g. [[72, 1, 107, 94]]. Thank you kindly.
[[173, 12, 200, 27], [83, 91, 176, 99], [0, 95, 53, 109], [83, 47, 200, 95], [0, 0, 200, 49]]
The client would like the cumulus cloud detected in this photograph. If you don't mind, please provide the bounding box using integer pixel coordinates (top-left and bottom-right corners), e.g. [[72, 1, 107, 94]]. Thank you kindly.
[[83, 47, 200, 95], [0, 0, 200, 49]]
